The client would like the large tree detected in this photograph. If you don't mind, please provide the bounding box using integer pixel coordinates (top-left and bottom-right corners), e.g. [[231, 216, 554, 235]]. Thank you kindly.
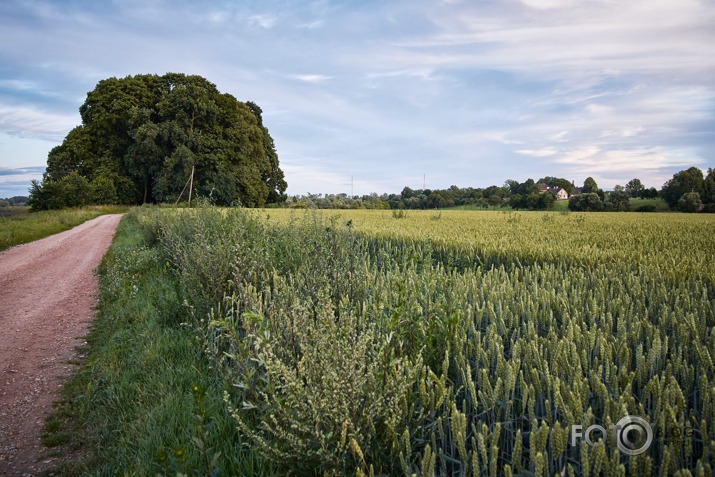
[[31, 73, 286, 209], [582, 177, 599, 194], [661, 167, 704, 209], [625, 178, 645, 198]]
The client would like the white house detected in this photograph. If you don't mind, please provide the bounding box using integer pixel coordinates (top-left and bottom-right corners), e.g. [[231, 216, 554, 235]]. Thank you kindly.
[[548, 187, 569, 201]]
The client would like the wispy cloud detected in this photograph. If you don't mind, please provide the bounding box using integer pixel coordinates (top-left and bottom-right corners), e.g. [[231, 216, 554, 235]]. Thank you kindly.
[[0, 166, 45, 197], [515, 148, 558, 158], [288, 74, 334, 83], [0, 106, 78, 141], [0, 166, 45, 176], [248, 14, 277, 29]]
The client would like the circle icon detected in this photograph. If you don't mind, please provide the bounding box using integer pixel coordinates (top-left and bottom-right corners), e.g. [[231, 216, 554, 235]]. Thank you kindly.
[[615, 416, 653, 456]]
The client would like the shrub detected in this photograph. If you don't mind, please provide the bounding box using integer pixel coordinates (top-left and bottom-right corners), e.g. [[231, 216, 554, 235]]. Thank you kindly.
[[678, 192, 702, 212]]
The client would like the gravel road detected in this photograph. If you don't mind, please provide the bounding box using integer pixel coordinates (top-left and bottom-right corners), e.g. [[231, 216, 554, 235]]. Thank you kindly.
[[0, 214, 122, 476]]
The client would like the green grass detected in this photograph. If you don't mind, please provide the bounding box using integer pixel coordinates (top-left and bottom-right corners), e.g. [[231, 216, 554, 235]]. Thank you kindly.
[[0, 205, 128, 252], [629, 197, 669, 211], [42, 209, 267, 476]]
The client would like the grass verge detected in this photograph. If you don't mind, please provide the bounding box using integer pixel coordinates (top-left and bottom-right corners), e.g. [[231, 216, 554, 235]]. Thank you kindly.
[[0, 205, 128, 252], [41, 209, 266, 476]]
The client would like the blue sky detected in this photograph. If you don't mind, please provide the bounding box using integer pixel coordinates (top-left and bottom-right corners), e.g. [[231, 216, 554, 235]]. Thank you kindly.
[[1, 0, 714, 198]]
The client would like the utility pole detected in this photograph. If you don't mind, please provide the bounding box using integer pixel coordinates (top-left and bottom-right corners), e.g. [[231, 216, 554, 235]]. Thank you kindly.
[[423, 174, 426, 190], [188, 165, 195, 207], [351, 176, 354, 198]]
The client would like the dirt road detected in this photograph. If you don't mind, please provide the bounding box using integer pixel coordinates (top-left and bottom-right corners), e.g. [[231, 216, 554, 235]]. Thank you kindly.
[[0, 214, 123, 476]]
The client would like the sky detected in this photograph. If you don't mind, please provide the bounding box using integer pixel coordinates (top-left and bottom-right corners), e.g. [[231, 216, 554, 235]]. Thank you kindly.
[[0, 0, 714, 198]]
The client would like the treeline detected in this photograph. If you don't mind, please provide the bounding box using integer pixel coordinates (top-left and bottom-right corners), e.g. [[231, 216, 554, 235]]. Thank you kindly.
[[29, 73, 287, 211], [0, 196, 28, 207], [281, 168, 715, 212]]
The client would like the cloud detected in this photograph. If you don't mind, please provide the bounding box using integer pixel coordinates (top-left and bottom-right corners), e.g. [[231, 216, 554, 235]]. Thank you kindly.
[[392, 0, 715, 82], [0, 0, 711, 194], [553, 146, 602, 165], [0, 106, 78, 141], [548, 131, 569, 143], [0, 166, 45, 176], [515, 148, 558, 158], [0, 166, 45, 198], [288, 74, 334, 83], [484, 132, 524, 146], [296, 20, 324, 29], [518, 0, 580, 9], [280, 162, 351, 193], [248, 14, 277, 29]]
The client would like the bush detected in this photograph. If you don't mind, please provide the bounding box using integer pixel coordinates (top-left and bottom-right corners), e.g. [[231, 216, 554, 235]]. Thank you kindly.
[[635, 204, 657, 212], [568, 192, 603, 212], [678, 192, 702, 213]]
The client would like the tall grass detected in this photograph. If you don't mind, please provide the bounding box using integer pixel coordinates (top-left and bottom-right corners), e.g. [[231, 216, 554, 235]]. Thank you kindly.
[[0, 205, 128, 252], [43, 210, 267, 476]]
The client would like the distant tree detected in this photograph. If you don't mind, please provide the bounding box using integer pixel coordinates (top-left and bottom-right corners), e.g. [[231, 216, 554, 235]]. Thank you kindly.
[[625, 178, 645, 198], [568, 192, 603, 212], [507, 179, 554, 210], [515, 179, 538, 196], [504, 179, 520, 195], [529, 191, 555, 210], [703, 168, 715, 204], [509, 194, 524, 209], [641, 187, 659, 199], [582, 177, 599, 194], [488, 194, 503, 207], [0, 196, 28, 206], [661, 167, 704, 209], [605, 189, 630, 211], [678, 192, 702, 212]]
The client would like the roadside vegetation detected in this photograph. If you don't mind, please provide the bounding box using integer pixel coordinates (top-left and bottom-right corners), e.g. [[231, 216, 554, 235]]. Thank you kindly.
[[42, 209, 268, 476], [0, 205, 127, 252], [46, 206, 715, 476]]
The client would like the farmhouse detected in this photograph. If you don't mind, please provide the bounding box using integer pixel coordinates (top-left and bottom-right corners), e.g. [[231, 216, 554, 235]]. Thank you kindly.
[[537, 183, 570, 201], [548, 187, 569, 201]]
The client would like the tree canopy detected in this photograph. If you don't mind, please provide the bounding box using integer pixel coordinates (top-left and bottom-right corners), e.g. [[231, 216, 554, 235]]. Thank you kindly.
[[30, 73, 287, 210], [660, 167, 704, 209]]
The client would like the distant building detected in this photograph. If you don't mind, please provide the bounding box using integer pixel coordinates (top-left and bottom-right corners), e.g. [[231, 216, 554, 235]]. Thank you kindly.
[[548, 187, 569, 201], [571, 187, 583, 196], [537, 183, 569, 200]]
